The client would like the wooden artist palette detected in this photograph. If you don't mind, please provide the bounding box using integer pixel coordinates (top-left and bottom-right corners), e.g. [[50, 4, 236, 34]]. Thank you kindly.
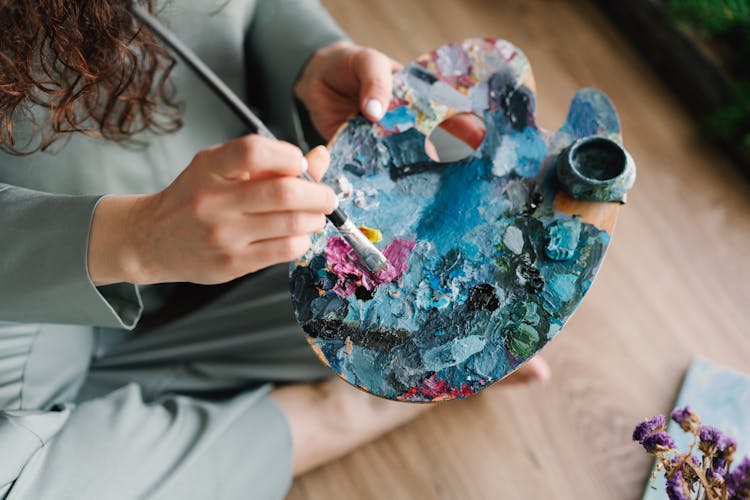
[[290, 38, 635, 402]]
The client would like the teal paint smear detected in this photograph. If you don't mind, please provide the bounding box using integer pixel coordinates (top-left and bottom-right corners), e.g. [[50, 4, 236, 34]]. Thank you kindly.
[[548, 274, 578, 303], [503, 225, 524, 255], [422, 335, 486, 371], [415, 158, 492, 255], [545, 218, 582, 261], [380, 106, 417, 131], [510, 127, 548, 178]]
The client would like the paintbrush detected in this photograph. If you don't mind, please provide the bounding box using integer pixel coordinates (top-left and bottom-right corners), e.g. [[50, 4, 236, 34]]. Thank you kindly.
[[129, 2, 389, 272]]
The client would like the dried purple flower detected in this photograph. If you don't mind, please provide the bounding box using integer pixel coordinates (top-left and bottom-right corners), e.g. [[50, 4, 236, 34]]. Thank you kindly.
[[727, 456, 750, 500], [670, 405, 701, 434], [666, 471, 691, 500], [669, 455, 700, 468], [634, 408, 746, 499], [671, 406, 691, 422], [707, 462, 727, 485], [723, 438, 738, 455], [671, 455, 700, 486], [713, 457, 728, 474], [642, 431, 676, 453], [699, 425, 721, 443], [633, 414, 666, 443], [699, 425, 737, 456]]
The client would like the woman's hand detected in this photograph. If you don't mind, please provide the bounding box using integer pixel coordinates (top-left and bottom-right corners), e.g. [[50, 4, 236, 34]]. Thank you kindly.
[[88, 136, 337, 286], [294, 41, 401, 140]]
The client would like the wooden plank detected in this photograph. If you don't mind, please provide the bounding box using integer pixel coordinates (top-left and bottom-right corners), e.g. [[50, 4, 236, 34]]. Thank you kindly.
[[554, 192, 620, 234]]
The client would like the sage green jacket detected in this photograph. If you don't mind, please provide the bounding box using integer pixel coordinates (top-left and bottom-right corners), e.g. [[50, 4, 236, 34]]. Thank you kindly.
[[0, 0, 346, 329]]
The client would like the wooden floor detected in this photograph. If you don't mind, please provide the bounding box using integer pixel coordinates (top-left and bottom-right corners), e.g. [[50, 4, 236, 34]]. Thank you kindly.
[[289, 1, 750, 499]]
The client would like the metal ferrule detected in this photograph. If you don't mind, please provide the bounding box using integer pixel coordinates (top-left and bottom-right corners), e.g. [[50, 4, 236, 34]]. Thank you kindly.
[[338, 219, 389, 272]]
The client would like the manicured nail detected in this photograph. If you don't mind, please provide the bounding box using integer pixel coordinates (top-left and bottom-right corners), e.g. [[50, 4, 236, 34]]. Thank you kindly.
[[300, 156, 308, 173], [365, 99, 384, 121], [332, 196, 340, 210]]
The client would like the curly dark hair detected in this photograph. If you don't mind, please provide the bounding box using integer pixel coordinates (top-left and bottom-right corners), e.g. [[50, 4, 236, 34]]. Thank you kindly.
[[0, 0, 182, 154]]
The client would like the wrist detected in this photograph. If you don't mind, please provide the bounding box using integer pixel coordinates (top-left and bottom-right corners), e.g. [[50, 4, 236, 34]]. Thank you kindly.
[[88, 194, 152, 286]]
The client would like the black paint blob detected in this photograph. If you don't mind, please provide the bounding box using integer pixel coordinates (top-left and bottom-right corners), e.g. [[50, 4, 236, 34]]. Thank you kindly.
[[355, 286, 375, 301], [303, 318, 410, 352], [467, 284, 500, 311]]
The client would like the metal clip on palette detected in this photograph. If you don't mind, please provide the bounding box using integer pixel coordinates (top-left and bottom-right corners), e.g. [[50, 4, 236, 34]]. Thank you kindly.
[[129, 2, 388, 272]]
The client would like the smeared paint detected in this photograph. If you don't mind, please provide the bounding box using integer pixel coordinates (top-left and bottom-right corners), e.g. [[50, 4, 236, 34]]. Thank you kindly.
[[290, 38, 626, 402], [546, 273, 577, 303], [379, 105, 417, 132], [467, 284, 500, 311], [506, 323, 540, 358], [545, 219, 582, 261], [324, 237, 416, 297], [422, 334, 486, 371], [334, 175, 353, 199], [503, 225, 524, 255], [398, 373, 476, 402]]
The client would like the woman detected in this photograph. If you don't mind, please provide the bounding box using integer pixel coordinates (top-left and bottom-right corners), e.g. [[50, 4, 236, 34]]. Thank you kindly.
[[0, 1, 549, 498]]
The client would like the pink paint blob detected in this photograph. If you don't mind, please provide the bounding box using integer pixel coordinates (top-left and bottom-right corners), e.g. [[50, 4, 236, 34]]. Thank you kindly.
[[325, 237, 416, 297], [398, 374, 476, 402]]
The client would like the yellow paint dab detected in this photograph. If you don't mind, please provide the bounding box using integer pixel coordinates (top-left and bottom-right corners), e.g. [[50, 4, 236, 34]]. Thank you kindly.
[[358, 225, 382, 243]]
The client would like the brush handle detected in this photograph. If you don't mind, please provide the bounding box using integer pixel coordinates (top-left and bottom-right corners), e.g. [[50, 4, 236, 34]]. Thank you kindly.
[[131, 2, 350, 230], [131, 3, 271, 137]]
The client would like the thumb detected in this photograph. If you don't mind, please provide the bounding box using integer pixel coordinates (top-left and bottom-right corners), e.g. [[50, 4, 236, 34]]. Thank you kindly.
[[352, 48, 395, 122]]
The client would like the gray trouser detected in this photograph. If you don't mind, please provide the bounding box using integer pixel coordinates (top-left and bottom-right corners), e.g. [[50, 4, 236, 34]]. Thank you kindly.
[[0, 265, 327, 500]]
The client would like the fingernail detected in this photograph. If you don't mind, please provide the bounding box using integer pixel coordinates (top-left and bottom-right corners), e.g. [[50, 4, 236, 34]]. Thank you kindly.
[[332, 196, 340, 212], [365, 99, 384, 121], [300, 156, 308, 173]]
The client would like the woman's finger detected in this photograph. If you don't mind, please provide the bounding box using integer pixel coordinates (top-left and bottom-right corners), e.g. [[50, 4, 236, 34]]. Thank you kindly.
[[246, 234, 313, 268], [236, 211, 326, 243], [424, 138, 439, 161], [208, 135, 306, 181], [352, 48, 393, 122], [439, 114, 487, 150], [226, 176, 338, 214], [305, 145, 331, 181]]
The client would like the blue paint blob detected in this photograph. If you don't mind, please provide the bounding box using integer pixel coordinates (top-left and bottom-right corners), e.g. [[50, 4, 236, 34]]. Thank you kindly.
[[545, 218, 582, 261], [422, 335, 486, 371], [510, 127, 548, 178], [380, 106, 417, 130]]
